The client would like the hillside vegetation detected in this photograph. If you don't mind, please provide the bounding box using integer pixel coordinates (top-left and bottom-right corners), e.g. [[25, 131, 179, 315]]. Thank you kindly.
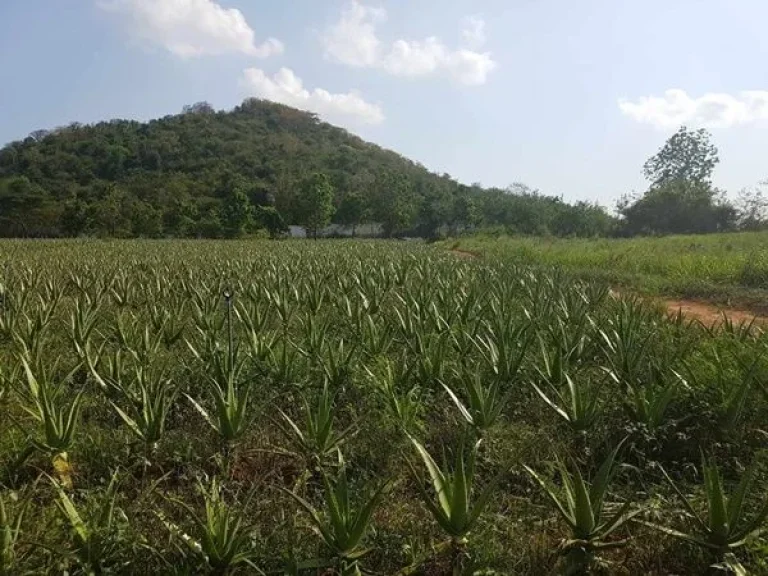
[[0, 99, 612, 238], [449, 231, 768, 310]]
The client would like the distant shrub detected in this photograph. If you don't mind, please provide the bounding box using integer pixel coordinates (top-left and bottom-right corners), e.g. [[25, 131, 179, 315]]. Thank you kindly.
[[738, 253, 768, 288]]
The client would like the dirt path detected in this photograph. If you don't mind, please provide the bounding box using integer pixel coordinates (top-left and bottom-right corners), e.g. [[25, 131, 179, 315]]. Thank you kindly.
[[450, 248, 766, 327], [449, 248, 482, 259], [660, 298, 765, 327]]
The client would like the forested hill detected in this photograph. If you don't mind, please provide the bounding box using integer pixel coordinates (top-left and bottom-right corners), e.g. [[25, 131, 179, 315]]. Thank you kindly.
[[0, 99, 614, 238]]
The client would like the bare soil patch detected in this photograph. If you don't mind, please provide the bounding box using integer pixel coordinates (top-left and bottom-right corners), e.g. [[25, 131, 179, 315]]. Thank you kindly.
[[661, 298, 766, 327], [450, 248, 482, 259]]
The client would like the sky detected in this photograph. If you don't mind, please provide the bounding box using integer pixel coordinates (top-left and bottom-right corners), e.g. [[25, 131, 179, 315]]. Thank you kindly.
[[2, 0, 768, 206]]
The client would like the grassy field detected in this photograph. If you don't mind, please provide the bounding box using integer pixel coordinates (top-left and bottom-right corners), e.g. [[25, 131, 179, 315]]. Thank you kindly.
[[1, 239, 768, 575], [447, 232, 768, 312]]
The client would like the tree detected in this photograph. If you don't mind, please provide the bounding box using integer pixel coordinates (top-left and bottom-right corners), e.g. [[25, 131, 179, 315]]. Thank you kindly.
[[130, 200, 163, 237], [254, 205, 288, 238], [60, 197, 90, 237], [619, 181, 736, 235], [373, 171, 416, 238], [0, 176, 58, 237], [160, 182, 197, 237], [643, 126, 719, 188], [29, 129, 50, 142], [335, 190, 368, 236], [417, 180, 456, 239], [736, 183, 768, 230], [182, 102, 215, 115], [195, 198, 224, 238], [416, 180, 453, 239], [220, 183, 254, 238], [98, 146, 128, 180], [551, 201, 614, 237], [620, 127, 735, 235], [450, 193, 480, 235], [503, 183, 553, 235], [248, 181, 275, 207], [298, 173, 335, 238], [92, 185, 132, 237]]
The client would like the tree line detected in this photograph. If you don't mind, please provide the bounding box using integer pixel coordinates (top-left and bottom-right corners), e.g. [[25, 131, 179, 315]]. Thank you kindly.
[[0, 99, 764, 239]]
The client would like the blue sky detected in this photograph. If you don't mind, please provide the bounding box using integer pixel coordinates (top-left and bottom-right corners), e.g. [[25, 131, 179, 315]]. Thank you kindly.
[[2, 0, 768, 206]]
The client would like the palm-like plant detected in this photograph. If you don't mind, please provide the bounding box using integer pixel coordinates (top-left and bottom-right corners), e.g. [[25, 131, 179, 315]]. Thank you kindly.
[[319, 340, 357, 390], [442, 373, 505, 433], [185, 367, 254, 453], [86, 344, 124, 398], [0, 491, 30, 576], [368, 359, 422, 433], [599, 306, 686, 429], [265, 335, 303, 386], [408, 434, 504, 574], [0, 362, 18, 406], [524, 440, 640, 575], [536, 333, 575, 390], [410, 331, 451, 388], [53, 473, 132, 574], [598, 298, 654, 389], [68, 296, 101, 361], [148, 301, 187, 347], [645, 457, 768, 573], [14, 292, 60, 359], [473, 318, 531, 384], [109, 367, 177, 458], [186, 297, 255, 459], [117, 314, 164, 365], [285, 467, 387, 576], [531, 373, 603, 432], [684, 348, 758, 431], [606, 367, 686, 430], [167, 478, 262, 575], [278, 381, 354, 468], [359, 314, 393, 358], [16, 358, 83, 487]]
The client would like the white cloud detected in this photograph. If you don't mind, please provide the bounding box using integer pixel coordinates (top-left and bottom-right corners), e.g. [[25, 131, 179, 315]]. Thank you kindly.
[[461, 15, 486, 50], [446, 50, 496, 86], [382, 38, 448, 77], [619, 89, 768, 129], [322, 0, 385, 67], [100, 0, 283, 58], [241, 67, 385, 125], [322, 1, 496, 86]]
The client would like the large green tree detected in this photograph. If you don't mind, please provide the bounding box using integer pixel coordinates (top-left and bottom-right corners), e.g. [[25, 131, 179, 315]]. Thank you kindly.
[[416, 180, 453, 239], [254, 205, 288, 238], [642, 126, 719, 188], [220, 182, 254, 238], [335, 189, 368, 236], [0, 176, 59, 237], [373, 171, 417, 237], [299, 173, 336, 238], [620, 127, 735, 235]]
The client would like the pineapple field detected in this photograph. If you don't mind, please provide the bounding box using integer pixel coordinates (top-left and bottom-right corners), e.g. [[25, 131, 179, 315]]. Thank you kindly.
[[0, 239, 767, 575]]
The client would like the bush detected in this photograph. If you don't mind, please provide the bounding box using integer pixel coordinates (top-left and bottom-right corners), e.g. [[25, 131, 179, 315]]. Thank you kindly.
[[738, 253, 768, 288]]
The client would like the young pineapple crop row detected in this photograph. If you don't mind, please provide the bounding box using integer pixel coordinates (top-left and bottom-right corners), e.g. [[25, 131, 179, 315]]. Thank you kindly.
[[0, 239, 767, 575]]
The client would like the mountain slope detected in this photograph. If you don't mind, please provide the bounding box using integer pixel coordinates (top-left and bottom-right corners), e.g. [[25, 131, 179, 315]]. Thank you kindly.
[[0, 99, 614, 238]]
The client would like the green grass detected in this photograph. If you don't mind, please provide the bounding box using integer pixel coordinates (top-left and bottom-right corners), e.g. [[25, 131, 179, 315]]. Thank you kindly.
[[447, 231, 768, 311], [0, 239, 767, 574]]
